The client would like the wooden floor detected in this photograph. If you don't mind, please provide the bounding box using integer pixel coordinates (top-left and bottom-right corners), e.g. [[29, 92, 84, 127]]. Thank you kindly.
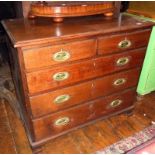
[[0, 92, 155, 153]]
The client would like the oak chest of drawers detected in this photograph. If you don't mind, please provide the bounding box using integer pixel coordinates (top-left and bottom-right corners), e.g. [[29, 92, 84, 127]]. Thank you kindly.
[[2, 14, 153, 152]]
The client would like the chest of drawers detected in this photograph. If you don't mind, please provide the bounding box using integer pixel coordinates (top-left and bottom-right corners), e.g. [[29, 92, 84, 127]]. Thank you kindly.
[[2, 14, 153, 152]]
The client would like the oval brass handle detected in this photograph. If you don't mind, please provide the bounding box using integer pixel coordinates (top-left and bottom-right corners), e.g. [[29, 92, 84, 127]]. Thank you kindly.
[[54, 94, 70, 104], [113, 78, 126, 86], [53, 72, 69, 81], [110, 99, 122, 108], [54, 117, 70, 126], [116, 57, 129, 66], [118, 39, 131, 49], [53, 50, 70, 62]]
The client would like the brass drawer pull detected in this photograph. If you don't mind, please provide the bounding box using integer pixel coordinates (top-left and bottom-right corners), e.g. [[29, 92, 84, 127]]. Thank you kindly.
[[118, 39, 131, 49], [54, 94, 70, 104], [113, 78, 126, 86], [54, 117, 70, 126], [110, 99, 122, 108], [53, 72, 69, 81], [53, 49, 70, 62], [116, 57, 129, 66]]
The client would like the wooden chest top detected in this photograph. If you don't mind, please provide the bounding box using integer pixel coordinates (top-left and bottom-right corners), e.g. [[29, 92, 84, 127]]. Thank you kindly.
[[2, 14, 154, 47]]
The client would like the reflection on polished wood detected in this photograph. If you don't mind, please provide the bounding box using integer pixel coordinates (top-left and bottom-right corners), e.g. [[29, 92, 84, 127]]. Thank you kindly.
[[0, 91, 155, 153]]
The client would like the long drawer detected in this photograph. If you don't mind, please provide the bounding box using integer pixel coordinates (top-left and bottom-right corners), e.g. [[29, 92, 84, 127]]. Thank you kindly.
[[30, 68, 140, 118], [23, 39, 97, 71], [26, 48, 146, 94], [98, 29, 151, 55], [32, 88, 136, 141]]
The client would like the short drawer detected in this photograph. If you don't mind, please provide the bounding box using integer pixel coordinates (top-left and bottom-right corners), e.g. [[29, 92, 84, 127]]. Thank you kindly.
[[29, 68, 140, 118], [26, 48, 145, 94], [98, 29, 151, 55], [32, 88, 136, 141], [23, 39, 97, 70]]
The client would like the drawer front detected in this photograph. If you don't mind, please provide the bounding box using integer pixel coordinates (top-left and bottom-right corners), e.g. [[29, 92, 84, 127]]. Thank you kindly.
[[30, 68, 140, 118], [23, 39, 96, 70], [26, 48, 145, 94], [30, 81, 93, 118], [32, 88, 136, 141], [95, 48, 145, 77], [93, 68, 140, 98], [26, 59, 95, 94], [98, 29, 151, 55], [93, 88, 136, 117], [33, 103, 91, 141]]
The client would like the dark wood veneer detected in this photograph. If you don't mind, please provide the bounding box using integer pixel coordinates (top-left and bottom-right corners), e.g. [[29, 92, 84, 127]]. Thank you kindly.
[[26, 48, 145, 94], [98, 29, 151, 55], [2, 13, 153, 152], [23, 39, 97, 71], [32, 88, 136, 141], [29, 68, 140, 118]]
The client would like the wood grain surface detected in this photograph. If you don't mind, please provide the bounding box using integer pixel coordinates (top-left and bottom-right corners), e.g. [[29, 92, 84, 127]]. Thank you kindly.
[[98, 29, 151, 55], [32, 88, 136, 141], [30, 68, 140, 118], [23, 39, 97, 70], [2, 14, 153, 47], [2, 14, 154, 152], [26, 48, 146, 94]]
